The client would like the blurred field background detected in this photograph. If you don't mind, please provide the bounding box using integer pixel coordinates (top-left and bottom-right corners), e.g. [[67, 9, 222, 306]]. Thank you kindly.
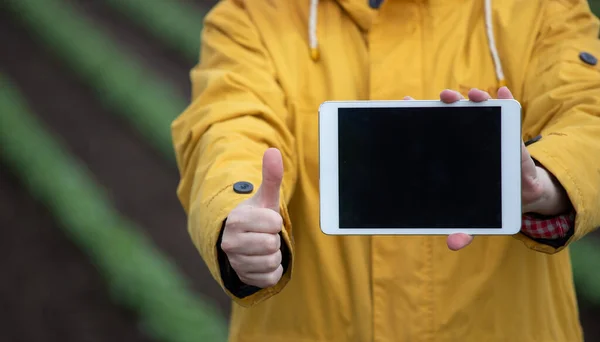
[[0, 1, 599, 341]]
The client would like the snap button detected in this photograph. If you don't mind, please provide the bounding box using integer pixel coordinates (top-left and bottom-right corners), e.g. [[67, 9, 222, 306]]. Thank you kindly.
[[233, 181, 254, 194], [579, 52, 597, 66], [369, 0, 384, 9]]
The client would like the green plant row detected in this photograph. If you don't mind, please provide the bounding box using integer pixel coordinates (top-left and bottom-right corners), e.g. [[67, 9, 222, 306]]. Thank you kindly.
[[5, 0, 186, 163], [3, 0, 230, 336], [0, 77, 228, 342], [570, 239, 600, 305], [105, 0, 206, 62], [590, 0, 600, 19]]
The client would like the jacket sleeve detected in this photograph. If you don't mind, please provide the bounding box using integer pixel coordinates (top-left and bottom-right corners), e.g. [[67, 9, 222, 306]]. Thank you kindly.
[[171, 1, 298, 307], [515, 0, 600, 254]]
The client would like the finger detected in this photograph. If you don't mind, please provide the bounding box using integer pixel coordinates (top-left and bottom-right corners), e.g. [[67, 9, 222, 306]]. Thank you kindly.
[[521, 140, 529, 162], [446, 233, 474, 251], [253, 148, 284, 211], [403, 96, 415, 100], [230, 250, 282, 273], [467, 88, 491, 102], [521, 141, 541, 192], [239, 264, 284, 288], [221, 231, 281, 255], [521, 140, 536, 172], [439, 89, 465, 103], [226, 207, 283, 234], [497, 86, 514, 99], [521, 150, 545, 213]]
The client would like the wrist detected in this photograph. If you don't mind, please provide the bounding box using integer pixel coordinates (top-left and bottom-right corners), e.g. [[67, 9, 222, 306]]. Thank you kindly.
[[529, 166, 570, 216]]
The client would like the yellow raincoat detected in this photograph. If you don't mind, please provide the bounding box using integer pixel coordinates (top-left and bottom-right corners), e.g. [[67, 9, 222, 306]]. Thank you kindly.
[[172, 0, 600, 340]]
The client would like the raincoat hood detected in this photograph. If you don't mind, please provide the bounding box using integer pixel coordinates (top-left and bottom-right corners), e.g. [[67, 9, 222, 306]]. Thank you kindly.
[[309, 0, 505, 86], [330, 0, 375, 31]]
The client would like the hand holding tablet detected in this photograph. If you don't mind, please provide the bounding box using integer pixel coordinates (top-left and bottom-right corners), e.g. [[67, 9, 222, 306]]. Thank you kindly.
[[318, 87, 522, 249]]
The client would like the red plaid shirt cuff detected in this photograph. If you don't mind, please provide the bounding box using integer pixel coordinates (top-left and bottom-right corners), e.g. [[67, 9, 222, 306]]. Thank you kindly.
[[520, 212, 575, 239]]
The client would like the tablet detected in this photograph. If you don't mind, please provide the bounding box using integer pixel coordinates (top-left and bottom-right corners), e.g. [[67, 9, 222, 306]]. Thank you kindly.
[[318, 99, 522, 236]]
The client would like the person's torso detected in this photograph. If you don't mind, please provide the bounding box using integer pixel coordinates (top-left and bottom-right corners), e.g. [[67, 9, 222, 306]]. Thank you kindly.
[[226, 1, 582, 341]]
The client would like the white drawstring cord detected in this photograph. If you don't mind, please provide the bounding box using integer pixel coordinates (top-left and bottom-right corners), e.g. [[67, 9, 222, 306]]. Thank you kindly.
[[484, 0, 506, 86], [309, 0, 319, 60]]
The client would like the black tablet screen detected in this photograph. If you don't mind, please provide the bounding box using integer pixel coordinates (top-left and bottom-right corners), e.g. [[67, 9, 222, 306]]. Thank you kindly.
[[338, 106, 502, 229]]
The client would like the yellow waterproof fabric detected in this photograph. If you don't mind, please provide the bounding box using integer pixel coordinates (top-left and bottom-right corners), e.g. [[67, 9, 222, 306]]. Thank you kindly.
[[172, 0, 600, 341]]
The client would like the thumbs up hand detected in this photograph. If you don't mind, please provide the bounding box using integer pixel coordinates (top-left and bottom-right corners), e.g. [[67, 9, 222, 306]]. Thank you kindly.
[[220, 148, 285, 288]]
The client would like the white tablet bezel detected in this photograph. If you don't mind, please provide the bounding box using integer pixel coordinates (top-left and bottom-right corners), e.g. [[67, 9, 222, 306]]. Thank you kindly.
[[319, 99, 522, 236]]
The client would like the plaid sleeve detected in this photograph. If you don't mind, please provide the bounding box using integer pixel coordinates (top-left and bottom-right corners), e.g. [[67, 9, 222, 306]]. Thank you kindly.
[[520, 212, 576, 239]]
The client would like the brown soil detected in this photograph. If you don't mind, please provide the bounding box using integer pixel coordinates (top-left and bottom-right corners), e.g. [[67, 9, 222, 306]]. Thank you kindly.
[[0, 4, 229, 340], [0, 165, 153, 342]]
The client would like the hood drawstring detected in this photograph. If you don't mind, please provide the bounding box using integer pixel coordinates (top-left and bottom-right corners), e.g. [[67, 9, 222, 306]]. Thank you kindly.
[[309, 0, 320, 60], [308, 0, 506, 87], [484, 0, 506, 87]]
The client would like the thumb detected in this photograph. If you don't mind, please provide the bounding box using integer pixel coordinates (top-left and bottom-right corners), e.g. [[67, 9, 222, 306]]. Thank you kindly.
[[253, 148, 283, 211]]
